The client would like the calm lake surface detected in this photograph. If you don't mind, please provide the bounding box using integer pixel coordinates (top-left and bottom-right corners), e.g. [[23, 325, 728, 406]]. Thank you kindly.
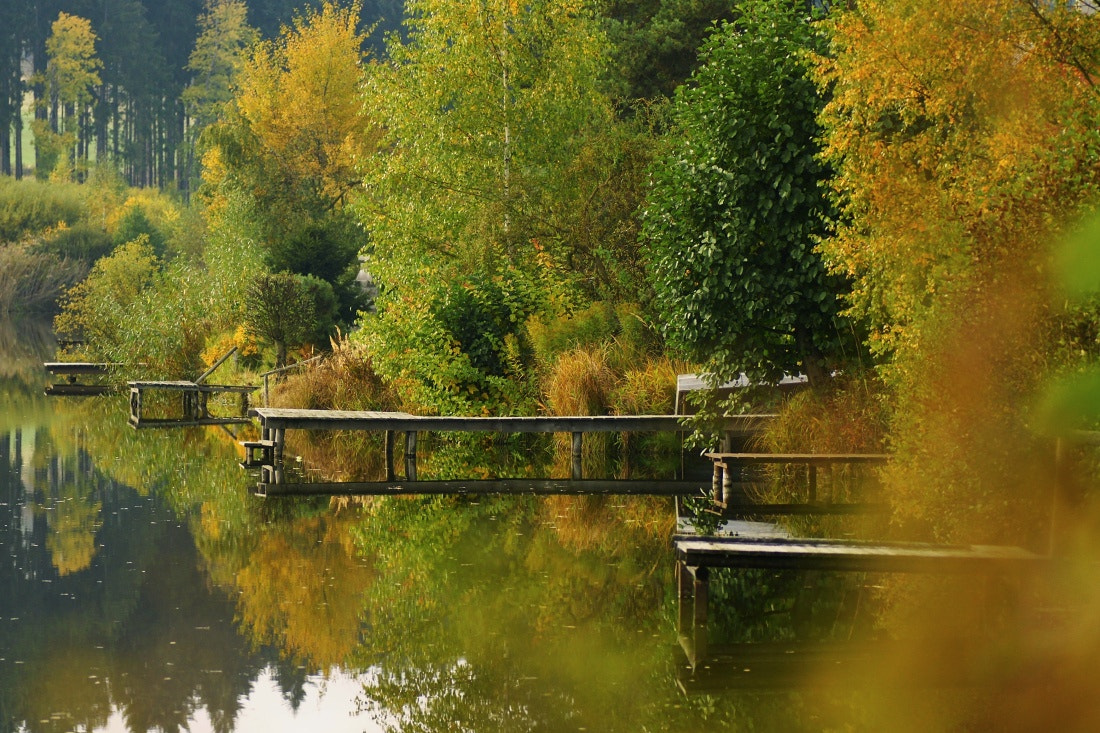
[[3, 316, 1094, 732]]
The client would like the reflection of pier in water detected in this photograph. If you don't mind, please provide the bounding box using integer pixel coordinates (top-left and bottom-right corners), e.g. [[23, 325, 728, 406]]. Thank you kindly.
[[243, 408, 773, 496], [672, 504, 1054, 693]]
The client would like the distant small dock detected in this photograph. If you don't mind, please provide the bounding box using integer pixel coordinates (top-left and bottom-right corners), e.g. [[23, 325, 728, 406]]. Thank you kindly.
[[244, 408, 772, 496], [43, 362, 120, 396], [129, 381, 257, 429]]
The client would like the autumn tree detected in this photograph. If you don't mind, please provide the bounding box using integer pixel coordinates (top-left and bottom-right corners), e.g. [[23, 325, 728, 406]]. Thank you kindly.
[[815, 0, 1100, 543], [201, 0, 376, 324], [643, 0, 846, 388]]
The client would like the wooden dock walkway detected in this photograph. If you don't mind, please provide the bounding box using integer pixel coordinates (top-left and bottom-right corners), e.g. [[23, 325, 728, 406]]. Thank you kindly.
[[255, 478, 711, 498], [43, 362, 120, 396], [129, 380, 257, 429], [244, 408, 773, 494], [673, 533, 1050, 666]]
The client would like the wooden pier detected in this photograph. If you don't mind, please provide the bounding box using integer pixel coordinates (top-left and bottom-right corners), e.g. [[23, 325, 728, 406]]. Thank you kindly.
[[43, 362, 120, 396], [673, 533, 1049, 667], [244, 408, 772, 495], [129, 380, 257, 429]]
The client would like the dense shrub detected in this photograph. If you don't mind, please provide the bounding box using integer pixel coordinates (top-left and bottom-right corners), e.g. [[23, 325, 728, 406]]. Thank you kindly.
[[32, 223, 114, 263], [360, 270, 539, 415], [0, 177, 86, 242]]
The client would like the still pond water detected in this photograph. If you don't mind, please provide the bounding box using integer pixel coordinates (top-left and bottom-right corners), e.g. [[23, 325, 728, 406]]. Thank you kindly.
[[2, 316, 1092, 732]]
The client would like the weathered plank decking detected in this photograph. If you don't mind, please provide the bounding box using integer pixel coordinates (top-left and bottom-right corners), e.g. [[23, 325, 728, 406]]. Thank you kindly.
[[129, 380, 257, 428], [673, 533, 1050, 666], [246, 408, 773, 493]]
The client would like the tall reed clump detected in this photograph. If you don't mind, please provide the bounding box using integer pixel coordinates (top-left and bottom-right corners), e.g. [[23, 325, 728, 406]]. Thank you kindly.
[[0, 242, 87, 314], [535, 304, 687, 549], [0, 177, 86, 242]]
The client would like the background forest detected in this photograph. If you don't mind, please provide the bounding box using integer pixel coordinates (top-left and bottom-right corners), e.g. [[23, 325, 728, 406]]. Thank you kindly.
[[2, 0, 1100, 556]]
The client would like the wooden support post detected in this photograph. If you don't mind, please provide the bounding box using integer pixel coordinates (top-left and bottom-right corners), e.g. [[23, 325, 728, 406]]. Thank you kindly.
[[571, 431, 583, 480], [385, 430, 396, 481], [677, 561, 692, 657], [1051, 438, 1066, 557], [405, 431, 418, 481], [690, 566, 710, 664], [129, 387, 142, 423]]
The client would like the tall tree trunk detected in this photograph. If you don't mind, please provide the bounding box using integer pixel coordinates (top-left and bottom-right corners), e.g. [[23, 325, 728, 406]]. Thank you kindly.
[[95, 81, 107, 163], [14, 106, 22, 179]]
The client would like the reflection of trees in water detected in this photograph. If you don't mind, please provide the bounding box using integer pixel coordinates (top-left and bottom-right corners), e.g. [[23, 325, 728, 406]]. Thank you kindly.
[[233, 512, 376, 669], [347, 494, 691, 731], [0, 427, 302, 732], [0, 316, 55, 382]]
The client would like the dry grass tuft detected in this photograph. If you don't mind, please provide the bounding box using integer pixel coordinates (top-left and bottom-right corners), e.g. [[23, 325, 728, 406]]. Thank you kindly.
[[543, 345, 619, 417]]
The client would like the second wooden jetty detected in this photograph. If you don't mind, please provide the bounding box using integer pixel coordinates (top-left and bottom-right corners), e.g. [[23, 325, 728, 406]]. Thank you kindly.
[[44, 362, 120, 396], [244, 408, 773, 495], [129, 380, 258, 428]]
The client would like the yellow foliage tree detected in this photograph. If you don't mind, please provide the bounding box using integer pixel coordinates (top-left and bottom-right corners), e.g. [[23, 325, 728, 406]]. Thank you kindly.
[[815, 0, 1100, 542], [200, 0, 378, 320], [34, 12, 102, 180]]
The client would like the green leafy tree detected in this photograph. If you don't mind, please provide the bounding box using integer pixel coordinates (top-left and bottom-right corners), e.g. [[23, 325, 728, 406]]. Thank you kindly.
[[643, 0, 846, 388], [361, 0, 617, 281], [183, 0, 259, 189], [244, 271, 321, 368], [184, 0, 257, 123], [356, 0, 654, 412]]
